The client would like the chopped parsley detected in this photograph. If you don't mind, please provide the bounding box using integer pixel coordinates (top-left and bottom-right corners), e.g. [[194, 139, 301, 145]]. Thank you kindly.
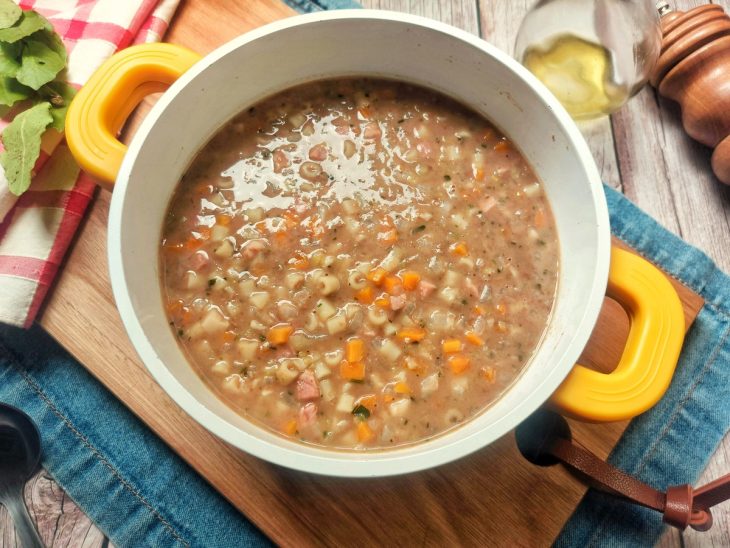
[[351, 405, 370, 420]]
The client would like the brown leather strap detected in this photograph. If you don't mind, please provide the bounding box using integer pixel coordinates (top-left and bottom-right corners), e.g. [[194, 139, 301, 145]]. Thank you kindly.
[[515, 410, 730, 532]]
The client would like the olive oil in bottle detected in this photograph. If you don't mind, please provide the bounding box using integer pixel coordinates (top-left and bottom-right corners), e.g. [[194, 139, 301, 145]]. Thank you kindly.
[[522, 34, 629, 120]]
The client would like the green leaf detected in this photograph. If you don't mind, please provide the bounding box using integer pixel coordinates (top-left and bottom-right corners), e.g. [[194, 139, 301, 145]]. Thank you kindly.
[[0, 75, 31, 106], [0, 101, 52, 195], [0, 41, 21, 77], [15, 38, 65, 90], [0, 11, 51, 43], [39, 81, 76, 131], [32, 28, 66, 65], [0, 0, 21, 30], [351, 405, 371, 420]]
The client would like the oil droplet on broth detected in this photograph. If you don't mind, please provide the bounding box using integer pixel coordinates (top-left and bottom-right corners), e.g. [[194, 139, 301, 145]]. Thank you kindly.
[[522, 34, 630, 120]]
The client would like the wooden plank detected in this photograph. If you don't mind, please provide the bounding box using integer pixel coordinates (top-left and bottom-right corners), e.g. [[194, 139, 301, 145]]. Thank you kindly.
[[6, 0, 721, 547]]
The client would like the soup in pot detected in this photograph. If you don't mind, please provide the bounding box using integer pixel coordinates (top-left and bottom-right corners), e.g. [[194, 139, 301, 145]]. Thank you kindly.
[[160, 78, 559, 450]]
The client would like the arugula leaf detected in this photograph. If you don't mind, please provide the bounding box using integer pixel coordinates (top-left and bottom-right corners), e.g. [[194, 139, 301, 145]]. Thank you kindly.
[[0, 75, 31, 106], [351, 405, 371, 420], [0, 0, 21, 30], [0, 11, 51, 43], [15, 38, 65, 90], [0, 101, 52, 195], [39, 81, 76, 131], [0, 42, 20, 76]]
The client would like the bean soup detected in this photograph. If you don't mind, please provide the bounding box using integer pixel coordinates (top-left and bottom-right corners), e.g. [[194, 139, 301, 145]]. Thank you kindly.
[[161, 78, 559, 450]]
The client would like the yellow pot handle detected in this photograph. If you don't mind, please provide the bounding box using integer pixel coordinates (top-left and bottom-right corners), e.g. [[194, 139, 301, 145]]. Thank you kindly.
[[550, 246, 685, 422], [65, 43, 201, 190]]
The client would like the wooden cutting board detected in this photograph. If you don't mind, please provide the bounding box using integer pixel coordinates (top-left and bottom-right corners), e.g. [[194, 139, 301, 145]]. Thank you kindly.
[[38, 1, 705, 545]]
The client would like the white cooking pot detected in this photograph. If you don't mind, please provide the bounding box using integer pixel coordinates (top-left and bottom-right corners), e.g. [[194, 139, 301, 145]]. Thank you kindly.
[[66, 10, 685, 477]]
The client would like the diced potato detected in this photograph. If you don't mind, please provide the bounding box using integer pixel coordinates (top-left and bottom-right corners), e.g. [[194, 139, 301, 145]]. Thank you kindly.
[[389, 398, 411, 417], [439, 286, 459, 304], [379, 248, 402, 272], [200, 309, 229, 334], [336, 393, 355, 413], [237, 338, 259, 361], [245, 207, 264, 222], [443, 270, 462, 286], [221, 375, 243, 394], [238, 278, 256, 296], [421, 374, 439, 397], [184, 271, 206, 291], [451, 377, 468, 396], [211, 224, 229, 241], [212, 360, 232, 376], [319, 379, 335, 401], [314, 361, 331, 380], [288, 332, 311, 351]]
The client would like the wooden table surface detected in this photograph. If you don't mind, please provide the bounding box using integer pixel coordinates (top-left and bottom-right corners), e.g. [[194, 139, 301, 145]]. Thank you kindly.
[[2, 0, 729, 546]]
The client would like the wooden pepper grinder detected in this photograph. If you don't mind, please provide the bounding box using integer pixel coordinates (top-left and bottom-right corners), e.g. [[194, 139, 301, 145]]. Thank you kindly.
[[650, 2, 730, 184]]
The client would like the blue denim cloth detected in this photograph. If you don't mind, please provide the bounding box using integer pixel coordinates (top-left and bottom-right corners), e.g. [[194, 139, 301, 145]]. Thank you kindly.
[[2, 3, 730, 545], [554, 188, 730, 547]]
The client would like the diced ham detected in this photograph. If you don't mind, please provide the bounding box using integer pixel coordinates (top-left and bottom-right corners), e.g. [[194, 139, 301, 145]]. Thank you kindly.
[[417, 280, 437, 298], [464, 277, 480, 299], [242, 239, 267, 259], [298, 402, 318, 427], [363, 123, 382, 140], [187, 250, 209, 272], [308, 143, 328, 161], [273, 149, 290, 173], [295, 369, 320, 401], [390, 294, 407, 311], [479, 196, 497, 213]]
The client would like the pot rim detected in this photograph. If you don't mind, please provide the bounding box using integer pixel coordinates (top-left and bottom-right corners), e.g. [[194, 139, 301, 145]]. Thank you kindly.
[[107, 9, 610, 477]]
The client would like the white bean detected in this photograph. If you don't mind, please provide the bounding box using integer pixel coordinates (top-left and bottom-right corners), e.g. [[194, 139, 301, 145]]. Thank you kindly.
[[318, 274, 340, 295], [347, 269, 366, 290], [285, 271, 305, 290], [324, 349, 344, 366], [379, 339, 402, 361], [250, 292, 270, 310], [326, 313, 347, 335]]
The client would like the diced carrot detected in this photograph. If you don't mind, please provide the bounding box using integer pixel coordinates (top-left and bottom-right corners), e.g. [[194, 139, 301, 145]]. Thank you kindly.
[[534, 208, 546, 229], [367, 267, 388, 286], [358, 106, 372, 119], [442, 339, 463, 353], [394, 382, 410, 394], [355, 286, 375, 304], [194, 226, 211, 240], [346, 338, 365, 362], [495, 321, 509, 333], [180, 306, 194, 324], [480, 367, 496, 383], [356, 394, 377, 411], [401, 271, 421, 291], [397, 327, 426, 342], [494, 140, 511, 153], [357, 421, 375, 443], [448, 355, 470, 375], [340, 360, 365, 381], [183, 237, 202, 251], [216, 214, 231, 226], [222, 330, 237, 343], [465, 331, 485, 346], [374, 297, 390, 308], [383, 394, 395, 404], [291, 255, 309, 270], [284, 419, 298, 436], [473, 166, 485, 181], [166, 299, 183, 315], [267, 324, 293, 345], [254, 221, 268, 233], [451, 242, 468, 256], [378, 228, 398, 245], [383, 275, 404, 295], [473, 305, 486, 315], [273, 231, 289, 245], [495, 303, 507, 315]]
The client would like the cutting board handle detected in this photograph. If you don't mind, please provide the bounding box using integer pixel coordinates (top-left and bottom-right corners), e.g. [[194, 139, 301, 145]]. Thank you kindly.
[[65, 43, 201, 190], [550, 247, 685, 422]]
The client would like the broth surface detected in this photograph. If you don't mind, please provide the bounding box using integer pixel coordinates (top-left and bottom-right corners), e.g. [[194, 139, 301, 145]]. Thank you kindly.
[[161, 78, 559, 450]]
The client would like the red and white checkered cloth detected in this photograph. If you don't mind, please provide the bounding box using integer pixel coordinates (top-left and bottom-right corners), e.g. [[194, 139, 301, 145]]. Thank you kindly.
[[0, 0, 181, 327]]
